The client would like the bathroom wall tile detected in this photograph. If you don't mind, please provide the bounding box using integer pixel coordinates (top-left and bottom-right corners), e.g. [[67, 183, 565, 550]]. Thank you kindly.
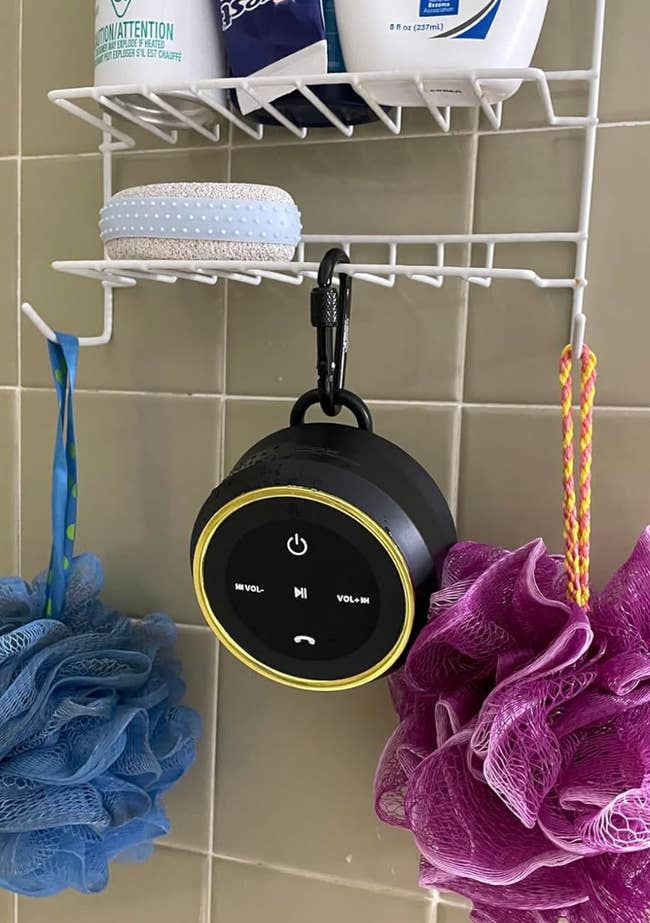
[[458, 408, 650, 592], [21, 390, 221, 624], [484, 0, 648, 129], [369, 404, 457, 502], [228, 136, 472, 402], [0, 0, 19, 155], [474, 130, 584, 237], [21, 149, 228, 393], [493, 0, 649, 131], [600, 0, 650, 123], [0, 392, 18, 576], [464, 129, 584, 405], [230, 133, 473, 241], [22, 0, 97, 155], [227, 272, 466, 403], [223, 400, 289, 471], [499, 0, 594, 131], [459, 406, 564, 546], [458, 408, 563, 556], [224, 399, 457, 503], [438, 903, 473, 923], [164, 626, 218, 852], [0, 161, 18, 385], [0, 889, 13, 923], [584, 411, 650, 592], [214, 656, 423, 892], [18, 847, 209, 923], [21, 0, 225, 156], [584, 125, 650, 405], [212, 860, 430, 923]]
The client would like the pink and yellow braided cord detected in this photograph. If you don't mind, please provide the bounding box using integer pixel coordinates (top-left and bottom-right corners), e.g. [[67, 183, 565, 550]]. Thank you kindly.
[[560, 344, 597, 609]]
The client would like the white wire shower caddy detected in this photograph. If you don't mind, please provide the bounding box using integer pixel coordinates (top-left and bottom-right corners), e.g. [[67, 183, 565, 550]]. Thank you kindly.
[[23, 0, 606, 350]]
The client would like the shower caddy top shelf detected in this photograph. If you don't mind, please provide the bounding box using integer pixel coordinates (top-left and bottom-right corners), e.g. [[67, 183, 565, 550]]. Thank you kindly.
[[50, 65, 596, 148], [22, 0, 606, 349]]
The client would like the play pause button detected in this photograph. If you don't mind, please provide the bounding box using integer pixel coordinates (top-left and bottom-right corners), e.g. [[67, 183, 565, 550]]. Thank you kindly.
[[294, 586, 308, 600]]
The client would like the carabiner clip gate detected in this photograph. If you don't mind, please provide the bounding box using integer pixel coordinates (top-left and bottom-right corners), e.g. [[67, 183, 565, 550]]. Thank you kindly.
[[291, 248, 372, 433], [311, 248, 352, 417]]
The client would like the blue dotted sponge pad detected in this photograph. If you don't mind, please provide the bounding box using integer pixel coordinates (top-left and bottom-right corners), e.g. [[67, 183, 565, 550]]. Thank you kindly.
[[100, 183, 302, 262]]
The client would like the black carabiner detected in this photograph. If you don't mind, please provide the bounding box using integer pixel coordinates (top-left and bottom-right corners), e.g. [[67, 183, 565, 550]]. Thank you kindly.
[[310, 248, 352, 417]]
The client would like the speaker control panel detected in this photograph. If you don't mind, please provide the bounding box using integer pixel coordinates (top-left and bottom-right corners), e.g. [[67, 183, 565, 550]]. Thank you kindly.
[[198, 493, 411, 685]]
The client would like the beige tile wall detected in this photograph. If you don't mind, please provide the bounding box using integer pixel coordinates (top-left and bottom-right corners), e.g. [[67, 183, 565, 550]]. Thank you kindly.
[[1, 1, 647, 921]]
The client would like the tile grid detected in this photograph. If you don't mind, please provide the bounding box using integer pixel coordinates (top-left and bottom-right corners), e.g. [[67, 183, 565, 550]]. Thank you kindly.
[[10, 384, 650, 417], [10, 126, 597, 923], [14, 0, 22, 574], [211, 75, 603, 922], [6, 114, 610, 920], [12, 9, 624, 922], [7, 110, 650, 165]]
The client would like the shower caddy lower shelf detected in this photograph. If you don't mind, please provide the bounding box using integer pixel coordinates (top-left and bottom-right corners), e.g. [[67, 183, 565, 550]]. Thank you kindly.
[[23, 0, 605, 348], [53, 233, 586, 291]]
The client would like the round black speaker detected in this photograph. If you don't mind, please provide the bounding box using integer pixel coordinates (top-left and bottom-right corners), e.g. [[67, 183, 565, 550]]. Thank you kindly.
[[191, 391, 456, 691]]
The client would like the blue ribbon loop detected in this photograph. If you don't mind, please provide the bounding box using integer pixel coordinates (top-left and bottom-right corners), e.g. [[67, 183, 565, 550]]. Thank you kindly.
[[44, 334, 79, 619]]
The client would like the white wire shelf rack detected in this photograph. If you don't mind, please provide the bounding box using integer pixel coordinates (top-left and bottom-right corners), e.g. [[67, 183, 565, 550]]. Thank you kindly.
[[49, 66, 596, 150], [22, 0, 605, 349], [51, 233, 585, 291]]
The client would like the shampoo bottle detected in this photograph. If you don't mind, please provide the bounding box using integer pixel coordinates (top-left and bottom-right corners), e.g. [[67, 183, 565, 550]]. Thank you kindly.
[[95, 0, 226, 128]]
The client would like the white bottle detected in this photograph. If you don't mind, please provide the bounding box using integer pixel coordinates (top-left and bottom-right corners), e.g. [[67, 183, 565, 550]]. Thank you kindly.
[[95, 0, 226, 128], [334, 0, 549, 108]]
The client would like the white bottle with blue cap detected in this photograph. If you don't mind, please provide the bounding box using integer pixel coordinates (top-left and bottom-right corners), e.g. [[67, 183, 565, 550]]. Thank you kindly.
[[334, 0, 549, 107]]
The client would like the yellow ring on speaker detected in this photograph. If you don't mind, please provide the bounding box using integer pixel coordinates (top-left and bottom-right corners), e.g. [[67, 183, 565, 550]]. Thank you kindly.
[[192, 486, 415, 691]]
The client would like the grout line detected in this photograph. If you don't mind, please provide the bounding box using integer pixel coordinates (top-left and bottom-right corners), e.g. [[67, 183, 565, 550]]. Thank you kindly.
[[204, 856, 212, 923], [18, 150, 107, 162], [227, 117, 648, 150], [449, 407, 463, 521], [599, 118, 650, 129], [176, 621, 214, 633], [210, 852, 429, 902], [438, 895, 473, 909], [220, 126, 232, 469], [14, 0, 23, 908], [18, 386, 225, 400], [15, 0, 23, 600], [209, 619, 221, 844], [14, 117, 650, 165], [175, 621, 214, 630], [15, 385, 650, 415], [427, 896, 439, 923], [449, 119, 478, 521], [160, 840, 211, 858], [204, 120, 234, 923]]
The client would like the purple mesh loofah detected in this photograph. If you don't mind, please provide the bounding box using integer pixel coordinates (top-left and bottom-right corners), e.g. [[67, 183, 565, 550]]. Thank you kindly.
[[375, 529, 650, 923]]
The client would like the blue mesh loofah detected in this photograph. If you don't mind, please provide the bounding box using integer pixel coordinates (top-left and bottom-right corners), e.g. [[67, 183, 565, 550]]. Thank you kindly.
[[0, 334, 201, 896], [0, 554, 200, 896]]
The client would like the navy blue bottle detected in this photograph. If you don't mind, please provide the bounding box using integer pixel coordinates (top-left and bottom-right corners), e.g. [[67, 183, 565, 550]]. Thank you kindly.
[[229, 0, 382, 129]]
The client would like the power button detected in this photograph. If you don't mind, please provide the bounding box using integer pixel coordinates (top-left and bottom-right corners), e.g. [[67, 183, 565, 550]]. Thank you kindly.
[[287, 533, 309, 557]]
